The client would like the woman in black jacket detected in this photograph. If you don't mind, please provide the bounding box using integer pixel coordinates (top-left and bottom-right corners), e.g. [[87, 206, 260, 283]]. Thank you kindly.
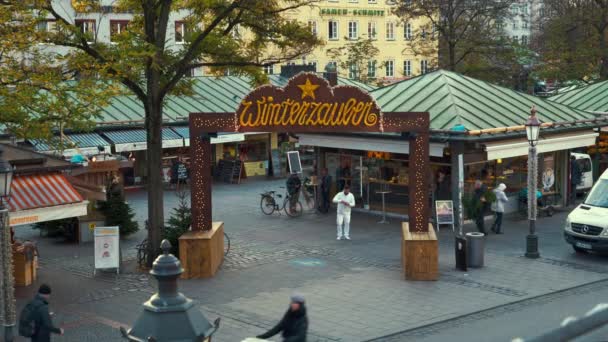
[[257, 294, 308, 342]]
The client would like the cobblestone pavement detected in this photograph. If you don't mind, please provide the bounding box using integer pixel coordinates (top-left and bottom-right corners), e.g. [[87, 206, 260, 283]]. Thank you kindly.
[[5, 179, 608, 341]]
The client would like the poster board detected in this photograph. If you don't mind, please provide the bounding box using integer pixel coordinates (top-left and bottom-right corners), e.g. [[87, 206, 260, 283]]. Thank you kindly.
[[177, 162, 188, 180], [94, 226, 120, 274], [435, 200, 454, 226], [287, 151, 302, 174]]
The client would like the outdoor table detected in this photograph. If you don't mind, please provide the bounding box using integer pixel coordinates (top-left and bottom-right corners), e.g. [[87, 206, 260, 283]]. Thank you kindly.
[[376, 190, 392, 224]]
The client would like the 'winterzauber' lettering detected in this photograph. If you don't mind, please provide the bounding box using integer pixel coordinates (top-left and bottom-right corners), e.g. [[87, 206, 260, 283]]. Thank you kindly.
[[239, 96, 379, 128]]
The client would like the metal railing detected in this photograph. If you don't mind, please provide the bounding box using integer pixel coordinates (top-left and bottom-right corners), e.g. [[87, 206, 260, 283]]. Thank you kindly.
[[514, 304, 608, 342]]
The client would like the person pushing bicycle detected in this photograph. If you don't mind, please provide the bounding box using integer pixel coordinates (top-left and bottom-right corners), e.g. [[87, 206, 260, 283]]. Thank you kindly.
[[286, 173, 301, 213]]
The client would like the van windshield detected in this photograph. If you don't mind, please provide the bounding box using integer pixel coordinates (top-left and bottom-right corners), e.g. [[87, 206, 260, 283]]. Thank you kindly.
[[584, 179, 608, 208]]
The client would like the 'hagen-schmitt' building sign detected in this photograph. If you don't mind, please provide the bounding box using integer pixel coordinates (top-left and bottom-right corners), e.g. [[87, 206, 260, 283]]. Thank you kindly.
[[236, 73, 382, 130]]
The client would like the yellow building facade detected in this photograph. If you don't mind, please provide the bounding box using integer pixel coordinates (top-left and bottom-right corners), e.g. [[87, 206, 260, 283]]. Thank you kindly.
[[271, 0, 438, 82]]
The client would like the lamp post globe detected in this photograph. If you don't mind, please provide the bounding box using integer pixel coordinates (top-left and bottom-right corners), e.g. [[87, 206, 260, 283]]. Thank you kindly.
[[525, 106, 540, 259]]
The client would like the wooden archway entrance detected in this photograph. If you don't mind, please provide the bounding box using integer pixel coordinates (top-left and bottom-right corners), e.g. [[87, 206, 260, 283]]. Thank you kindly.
[[183, 73, 435, 280]]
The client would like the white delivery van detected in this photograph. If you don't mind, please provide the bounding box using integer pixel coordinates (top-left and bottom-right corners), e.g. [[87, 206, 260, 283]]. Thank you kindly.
[[564, 169, 608, 253], [572, 152, 593, 193]]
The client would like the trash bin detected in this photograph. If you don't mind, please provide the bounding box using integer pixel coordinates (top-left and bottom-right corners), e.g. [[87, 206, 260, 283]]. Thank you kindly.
[[455, 235, 467, 271], [466, 232, 485, 268]]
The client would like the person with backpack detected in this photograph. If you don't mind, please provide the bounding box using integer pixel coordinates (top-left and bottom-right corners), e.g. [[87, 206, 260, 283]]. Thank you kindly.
[[19, 284, 64, 341], [490, 183, 509, 234]]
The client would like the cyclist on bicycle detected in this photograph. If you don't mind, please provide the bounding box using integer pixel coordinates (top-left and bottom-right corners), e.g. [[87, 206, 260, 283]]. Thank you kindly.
[[286, 173, 302, 212]]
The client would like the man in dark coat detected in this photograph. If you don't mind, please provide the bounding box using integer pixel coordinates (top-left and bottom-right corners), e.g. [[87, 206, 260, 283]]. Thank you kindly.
[[473, 180, 489, 234], [286, 173, 302, 212], [257, 294, 308, 342], [24, 284, 63, 341], [319, 168, 332, 213]]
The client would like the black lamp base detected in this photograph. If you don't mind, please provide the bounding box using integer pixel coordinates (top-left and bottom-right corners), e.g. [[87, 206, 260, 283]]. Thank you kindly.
[[525, 234, 540, 259]]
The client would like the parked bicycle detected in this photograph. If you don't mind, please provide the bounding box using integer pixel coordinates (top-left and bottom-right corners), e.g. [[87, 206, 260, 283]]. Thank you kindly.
[[301, 177, 317, 211], [260, 187, 303, 217]]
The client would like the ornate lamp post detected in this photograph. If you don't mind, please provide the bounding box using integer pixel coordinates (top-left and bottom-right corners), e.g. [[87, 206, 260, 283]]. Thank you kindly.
[[525, 107, 541, 259], [0, 148, 15, 341], [121, 240, 220, 341]]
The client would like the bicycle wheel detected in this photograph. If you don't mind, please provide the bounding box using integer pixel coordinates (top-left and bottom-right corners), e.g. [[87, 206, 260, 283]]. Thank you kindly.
[[260, 196, 275, 215], [224, 232, 231, 256], [284, 198, 303, 217]]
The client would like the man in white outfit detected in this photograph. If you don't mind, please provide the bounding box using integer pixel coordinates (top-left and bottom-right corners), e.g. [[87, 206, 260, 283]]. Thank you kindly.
[[333, 185, 355, 240]]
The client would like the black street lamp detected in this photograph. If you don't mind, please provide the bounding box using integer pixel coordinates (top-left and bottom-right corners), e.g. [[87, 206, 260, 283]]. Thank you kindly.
[[0, 147, 15, 341], [525, 106, 541, 259], [121, 239, 220, 341]]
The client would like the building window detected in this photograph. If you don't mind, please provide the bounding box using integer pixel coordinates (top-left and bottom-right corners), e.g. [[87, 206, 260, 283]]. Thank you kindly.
[[110, 20, 129, 42], [367, 61, 376, 78], [420, 28, 427, 40], [521, 35, 528, 45], [308, 20, 317, 36], [368, 21, 377, 39], [36, 20, 57, 32], [308, 61, 318, 71], [348, 21, 358, 40], [522, 21, 528, 29], [386, 22, 395, 40], [421, 60, 428, 74], [328, 20, 339, 40], [75, 19, 96, 39], [404, 60, 411, 76], [349, 63, 359, 79], [175, 21, 186, 44], [512, 20, 517, 30], [513, 35, 519, 43], [385, 60, 394, 77], [368, 0, 377, 3], [263, 65, 274, 75], [404, 22, 412, 40]]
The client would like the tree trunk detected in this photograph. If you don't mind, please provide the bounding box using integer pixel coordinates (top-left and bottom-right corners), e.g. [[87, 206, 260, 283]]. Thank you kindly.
[[448, 42, 456, 71], [145, 98, 164, 267], [599, 27, 608, 80]]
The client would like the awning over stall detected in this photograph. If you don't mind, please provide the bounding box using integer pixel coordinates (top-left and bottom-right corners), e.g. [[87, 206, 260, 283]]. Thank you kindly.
[[8, 173, 88, 226], [485, 131, 598, 160], [172, 126, 245, 146], [102, 128, 184, 152], [297, 134, 446, 157], [29, 133, 111, 157]]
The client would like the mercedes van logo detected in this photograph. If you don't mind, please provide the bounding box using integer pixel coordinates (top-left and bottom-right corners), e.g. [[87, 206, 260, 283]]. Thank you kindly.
[[582, 225, 590, 234]]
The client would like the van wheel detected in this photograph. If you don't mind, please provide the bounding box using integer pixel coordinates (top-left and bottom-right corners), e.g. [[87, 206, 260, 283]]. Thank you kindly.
[[573, 246, 588, 254]]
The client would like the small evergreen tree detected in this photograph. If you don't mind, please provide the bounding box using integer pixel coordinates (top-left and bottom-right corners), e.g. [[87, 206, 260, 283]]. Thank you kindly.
[[100, 182, 139, 237], [164, 191, 191, 257]]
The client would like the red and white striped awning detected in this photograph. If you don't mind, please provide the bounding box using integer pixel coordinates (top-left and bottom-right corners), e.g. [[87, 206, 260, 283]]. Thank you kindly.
[[8, 173, 84, 211]]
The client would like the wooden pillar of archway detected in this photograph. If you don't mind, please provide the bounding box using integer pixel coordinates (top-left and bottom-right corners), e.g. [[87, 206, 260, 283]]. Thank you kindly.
[[181, 73, 437, 280]]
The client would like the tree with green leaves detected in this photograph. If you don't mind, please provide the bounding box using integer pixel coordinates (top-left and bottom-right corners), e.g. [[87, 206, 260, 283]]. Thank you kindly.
[[327, 37, 380, 84], [164, 191, 191, 257], [1, 0, 320, 265], [535, 0, 608, 82], [394, 0, 511, 75], [100, 180, 139, 237], [0, 1, 118, 147]]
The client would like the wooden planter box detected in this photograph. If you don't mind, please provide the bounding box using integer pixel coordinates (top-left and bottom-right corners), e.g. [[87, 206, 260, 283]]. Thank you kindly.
[[179, 222, 224, 279], [401, 223, 438, 281]]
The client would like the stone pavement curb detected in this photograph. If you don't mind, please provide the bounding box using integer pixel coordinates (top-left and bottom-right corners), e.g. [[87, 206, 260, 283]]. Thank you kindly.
[[363, 278, 608, 341]]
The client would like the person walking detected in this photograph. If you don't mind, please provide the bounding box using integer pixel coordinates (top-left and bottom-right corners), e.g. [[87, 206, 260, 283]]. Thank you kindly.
[[333, 184, 355, 240], [19, 284, 64, 341], [319, 167, 332, 213], [570, 155, 582, 206], [491, 183, 508, 234], [256, 294, 308, 342], [286, 173, 302, 213], [473, 180, 489, 234]]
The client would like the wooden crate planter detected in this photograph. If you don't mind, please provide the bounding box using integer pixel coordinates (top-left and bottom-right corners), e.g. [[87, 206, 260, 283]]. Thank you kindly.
[[179, 222, 224, 279], [401, 223, 438, 281]]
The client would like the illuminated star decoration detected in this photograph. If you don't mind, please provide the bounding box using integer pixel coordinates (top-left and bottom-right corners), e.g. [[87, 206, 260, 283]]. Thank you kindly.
[[298, 78, 320, 100]]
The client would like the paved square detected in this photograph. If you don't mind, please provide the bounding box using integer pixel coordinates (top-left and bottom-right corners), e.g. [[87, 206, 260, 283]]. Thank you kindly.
[[6, 179, 608, 341]]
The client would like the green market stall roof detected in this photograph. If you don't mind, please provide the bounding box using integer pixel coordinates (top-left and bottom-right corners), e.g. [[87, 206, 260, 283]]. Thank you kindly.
[[372, 70, 596, 132], [96, 74, 376, 126], [548, 79, 608, 113]]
